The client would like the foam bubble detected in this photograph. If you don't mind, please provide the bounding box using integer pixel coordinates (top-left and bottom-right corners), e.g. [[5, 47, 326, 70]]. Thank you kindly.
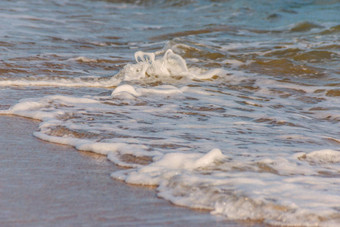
[[111, 84, 140, 97]]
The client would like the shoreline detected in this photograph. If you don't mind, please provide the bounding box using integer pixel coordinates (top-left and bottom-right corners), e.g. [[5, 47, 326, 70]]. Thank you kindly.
[[0, 115, 240, 226]]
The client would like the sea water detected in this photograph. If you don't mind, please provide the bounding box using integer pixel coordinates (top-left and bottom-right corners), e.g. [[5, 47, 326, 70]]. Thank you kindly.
[[0, 0, 339, 226]]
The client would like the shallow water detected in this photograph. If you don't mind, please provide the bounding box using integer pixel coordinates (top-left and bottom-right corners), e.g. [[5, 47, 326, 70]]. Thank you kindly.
[[1, 0, 340, 226]]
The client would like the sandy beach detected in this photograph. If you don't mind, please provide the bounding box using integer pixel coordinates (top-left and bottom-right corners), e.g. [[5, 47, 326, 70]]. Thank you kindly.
[[0, 115, 238, 226]]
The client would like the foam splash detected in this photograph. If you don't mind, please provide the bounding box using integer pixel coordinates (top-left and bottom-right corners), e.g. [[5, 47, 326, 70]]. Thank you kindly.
[[116, 49, 224, 82], [124, 49, 188, 80]]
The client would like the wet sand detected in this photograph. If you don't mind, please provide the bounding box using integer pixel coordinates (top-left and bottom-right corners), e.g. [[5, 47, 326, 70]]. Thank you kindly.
[[0, 116, 240, 226]]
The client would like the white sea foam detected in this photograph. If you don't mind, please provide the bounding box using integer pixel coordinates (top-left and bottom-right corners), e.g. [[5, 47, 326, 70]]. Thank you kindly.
[[111, 146, 340, 226], [70, 56, 98, 63], [299, 149, 340, 164], [2, 47, 340, 226], [111, 148, 225, 185], [111, 84, 186, 97], [0, 77, 121, 88]]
